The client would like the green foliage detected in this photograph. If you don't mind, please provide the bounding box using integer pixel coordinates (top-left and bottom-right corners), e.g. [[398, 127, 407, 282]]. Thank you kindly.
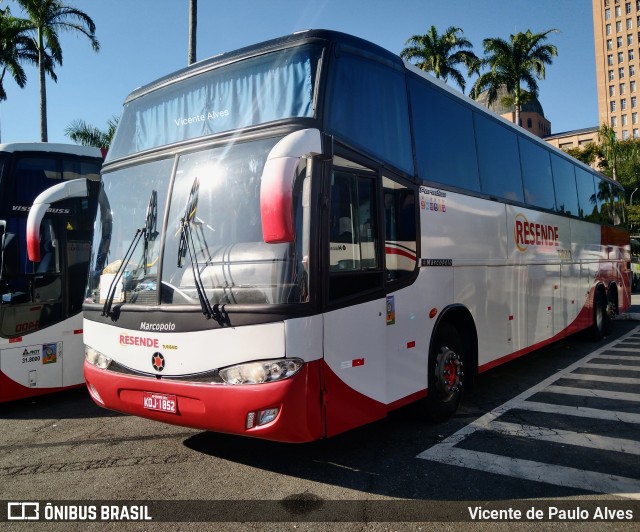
[[564, 143, 600, 168], [470, 29, 558, 124], [15, 0, 100, 141], [626, 204, 640, 227], [0, 7, 38, 101], [65, 116, 118, 149], [596, 124, 640, 189], [400, 26, 479, 93]]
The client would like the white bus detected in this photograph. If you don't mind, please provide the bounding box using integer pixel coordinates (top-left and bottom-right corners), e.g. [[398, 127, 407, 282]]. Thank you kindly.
[[0, 143, 102, 402], [35, 31, 628, 441]]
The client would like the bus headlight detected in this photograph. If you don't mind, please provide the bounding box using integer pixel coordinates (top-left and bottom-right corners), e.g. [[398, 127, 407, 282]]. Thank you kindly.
[[218, 358, 304, 385], [85, 345, 112, 369]]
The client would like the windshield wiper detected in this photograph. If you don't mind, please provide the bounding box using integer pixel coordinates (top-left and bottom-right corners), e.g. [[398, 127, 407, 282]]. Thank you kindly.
[[178, 177, 219, 322], [102, 190, 157, 317], [142, 190, 158, 276]]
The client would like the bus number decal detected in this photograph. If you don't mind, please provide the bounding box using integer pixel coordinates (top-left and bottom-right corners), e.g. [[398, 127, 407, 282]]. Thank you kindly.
[[21, 347, 41, 364]]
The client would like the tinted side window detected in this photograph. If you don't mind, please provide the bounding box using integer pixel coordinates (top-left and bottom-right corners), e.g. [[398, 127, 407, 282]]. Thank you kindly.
[[575, 167, 598, 221], [328, 170, 383, 301], [0, 153, 9, 189], [63, 160, 101, 181], [551, 154, 579, 216], [409, 78, 480, 192], [596, 178, 615, 224], [613, 187, 625, 225], [327, 52, 413, 175], [474, 113, 524, 202], [519, 138, 556, 210], [383, 176, 416, 284]]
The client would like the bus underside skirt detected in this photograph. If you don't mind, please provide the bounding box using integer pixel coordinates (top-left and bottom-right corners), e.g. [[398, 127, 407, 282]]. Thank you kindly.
[[0, 371, 80, 403], [321, 361, 387, 438]]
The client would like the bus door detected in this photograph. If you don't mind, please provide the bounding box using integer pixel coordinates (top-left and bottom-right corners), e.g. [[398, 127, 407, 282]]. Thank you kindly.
[[322, 157, 387, 436], [380, 173, 420, 405]]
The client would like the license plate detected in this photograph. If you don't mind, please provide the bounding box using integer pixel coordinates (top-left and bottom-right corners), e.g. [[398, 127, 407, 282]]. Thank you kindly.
[[143, 392, 177, 414]]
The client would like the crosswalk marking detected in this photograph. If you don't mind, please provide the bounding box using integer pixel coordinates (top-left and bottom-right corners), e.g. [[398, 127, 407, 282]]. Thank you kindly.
[[420, 446, 640, 500], [562, 373, 640, 384], [594, 354, 640, 361], [545, 384, 640, 402], [514, 400, 640, 424], [417, 325, 640, 499], [582, 362, 640, 371], [487, 420, 640, 455]]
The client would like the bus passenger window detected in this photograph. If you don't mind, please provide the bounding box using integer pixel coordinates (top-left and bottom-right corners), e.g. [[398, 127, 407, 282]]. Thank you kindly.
[[551, 154, 579, 216], [596, 178, 615, 225], [383, 176, 416, 283]]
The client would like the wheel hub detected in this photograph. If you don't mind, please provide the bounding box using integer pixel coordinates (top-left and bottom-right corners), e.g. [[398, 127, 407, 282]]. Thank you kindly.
[[434, 346, 463, 401]]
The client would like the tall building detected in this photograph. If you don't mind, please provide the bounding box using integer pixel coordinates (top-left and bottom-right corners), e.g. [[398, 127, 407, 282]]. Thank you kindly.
[[593, 0, 640, 140]]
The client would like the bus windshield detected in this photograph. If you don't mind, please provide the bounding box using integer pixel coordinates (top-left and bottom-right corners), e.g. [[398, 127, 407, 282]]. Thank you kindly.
[[108, 44, 323, 160], [87, 136, 311, 308]]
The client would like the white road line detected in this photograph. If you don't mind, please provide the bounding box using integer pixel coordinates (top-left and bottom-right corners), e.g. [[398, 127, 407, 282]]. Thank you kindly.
[[545, 385, 640, 402], [516, 400, 640, 424], [488, 420, 640, 455], [582, 362, 640, 372], [562, 373, 640, 385], [419, 446, 640, 500], [594, 354, 640, 361], [417, 325, 640, 497]]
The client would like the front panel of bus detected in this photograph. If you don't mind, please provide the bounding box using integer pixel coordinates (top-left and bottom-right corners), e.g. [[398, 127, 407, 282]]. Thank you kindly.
[[0, 151, 101, 401]]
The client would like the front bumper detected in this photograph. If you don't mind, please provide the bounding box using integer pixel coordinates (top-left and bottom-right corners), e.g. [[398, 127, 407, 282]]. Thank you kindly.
[[84, 359, 324, 443]]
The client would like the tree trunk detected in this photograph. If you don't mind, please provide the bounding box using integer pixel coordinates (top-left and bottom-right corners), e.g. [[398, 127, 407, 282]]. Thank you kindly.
[[38, 28, 47, 142], [188, 0, 197, 65], [514, 103, 521, 128]]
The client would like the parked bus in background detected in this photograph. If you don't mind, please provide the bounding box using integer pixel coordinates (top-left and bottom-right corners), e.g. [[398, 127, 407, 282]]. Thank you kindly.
[[35, 31, 628, 441], [0, 143, 102, 402]]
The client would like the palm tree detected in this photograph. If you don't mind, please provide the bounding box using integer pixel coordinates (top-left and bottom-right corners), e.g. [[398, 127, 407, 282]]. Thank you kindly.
[[16, 0, 100, 142], [400, 25, 479, 93], [0, 7, 39, 102], [471, 29, 558, 127], [188, 0, 197, 65], [598, 123, 622, 181], [64, 116, 118, 150]]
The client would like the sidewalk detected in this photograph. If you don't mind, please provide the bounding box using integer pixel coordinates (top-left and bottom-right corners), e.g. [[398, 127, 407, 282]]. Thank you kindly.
[[617, 292, 640, 320]]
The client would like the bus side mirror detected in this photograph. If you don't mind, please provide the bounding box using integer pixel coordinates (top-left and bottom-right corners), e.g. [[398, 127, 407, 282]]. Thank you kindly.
[[27, 179, 89, 262], [260, 129, 321, 243]]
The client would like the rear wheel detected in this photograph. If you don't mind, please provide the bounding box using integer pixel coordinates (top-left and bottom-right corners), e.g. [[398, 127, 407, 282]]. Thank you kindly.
[[425, 323, 465, 422], [591, 288, 610, 341]]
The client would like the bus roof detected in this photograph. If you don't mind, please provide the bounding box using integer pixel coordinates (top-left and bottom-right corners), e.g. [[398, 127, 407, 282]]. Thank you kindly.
[[118, 29, 620, 192], [123, 29, 401, 104], [0, 142, 102, 159]]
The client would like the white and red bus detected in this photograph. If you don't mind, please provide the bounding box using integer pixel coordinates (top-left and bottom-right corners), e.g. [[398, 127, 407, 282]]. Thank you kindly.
[[0, 143, 102, 402], [37, 31, 628, 441]]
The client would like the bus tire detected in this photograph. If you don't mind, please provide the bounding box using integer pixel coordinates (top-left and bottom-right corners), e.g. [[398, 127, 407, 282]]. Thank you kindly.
[[605, 284, 618, 336], [425, 322, 465, 422], [591, 288, 610, 341]]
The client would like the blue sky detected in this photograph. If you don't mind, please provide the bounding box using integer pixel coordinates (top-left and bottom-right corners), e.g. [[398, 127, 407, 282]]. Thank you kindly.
[[1, 0, 596, 144]]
